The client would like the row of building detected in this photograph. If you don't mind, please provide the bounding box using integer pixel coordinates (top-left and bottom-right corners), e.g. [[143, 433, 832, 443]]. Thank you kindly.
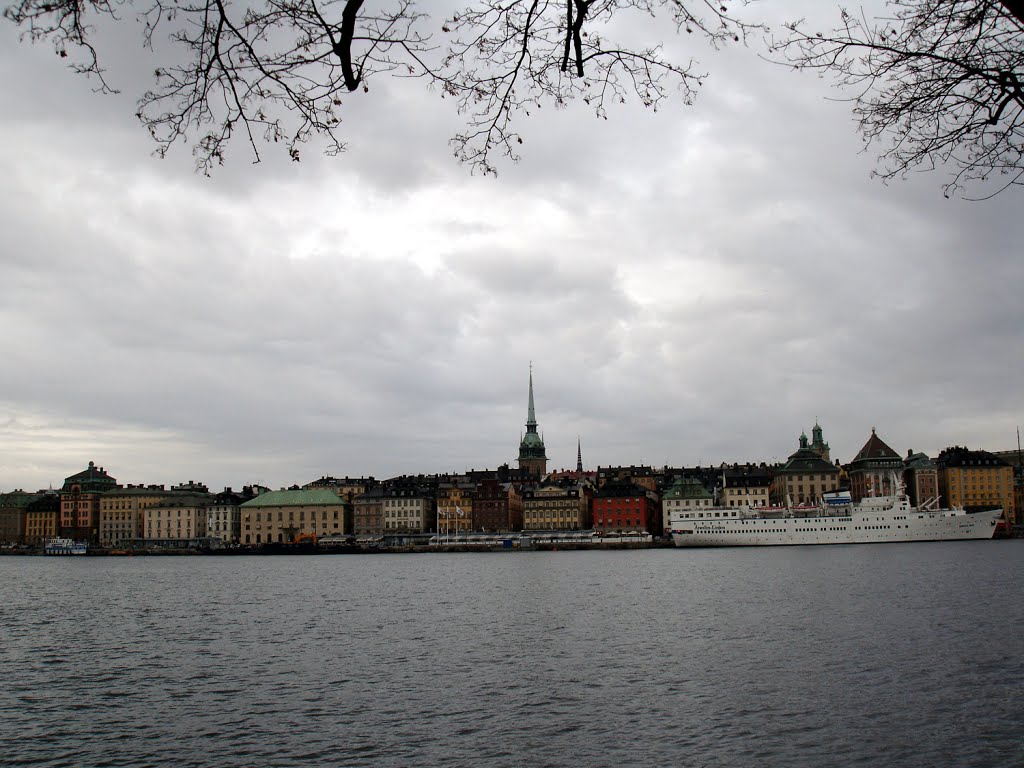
[[1, 373, 1020, 547], [1, 433, 1019, 548]]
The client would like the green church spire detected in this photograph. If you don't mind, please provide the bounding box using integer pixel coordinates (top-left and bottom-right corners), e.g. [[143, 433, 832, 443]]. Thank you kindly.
[[517, 363, 547, 477]]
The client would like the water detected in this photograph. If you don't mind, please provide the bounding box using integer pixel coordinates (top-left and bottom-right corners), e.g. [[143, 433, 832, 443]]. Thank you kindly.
[[1, 543, 1022, 767]]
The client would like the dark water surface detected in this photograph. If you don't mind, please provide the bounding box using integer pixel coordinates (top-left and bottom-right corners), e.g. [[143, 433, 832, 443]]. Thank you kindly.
[[2, 543, 1022, 767]]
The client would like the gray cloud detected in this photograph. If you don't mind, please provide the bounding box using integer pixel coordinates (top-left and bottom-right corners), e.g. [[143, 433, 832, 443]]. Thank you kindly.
[[1, 1, 1022, 492]]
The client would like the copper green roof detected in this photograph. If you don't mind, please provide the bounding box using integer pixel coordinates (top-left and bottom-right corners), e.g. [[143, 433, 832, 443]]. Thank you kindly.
[[61, 461, 117, 492], [0, 491, 46, 508], [777, 448, 837, 474], [663, 475, 713, 501], [240, 488, 346, 508]]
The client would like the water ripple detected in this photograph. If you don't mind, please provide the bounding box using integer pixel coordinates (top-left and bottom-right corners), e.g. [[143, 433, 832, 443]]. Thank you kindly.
[[1, 545, 1023, 767]]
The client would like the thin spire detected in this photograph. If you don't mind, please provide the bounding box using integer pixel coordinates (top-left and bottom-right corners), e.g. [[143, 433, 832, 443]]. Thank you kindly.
[[526, 364, 537, 427], [577, 436, 583, 473], [517, 362, 546, 474]]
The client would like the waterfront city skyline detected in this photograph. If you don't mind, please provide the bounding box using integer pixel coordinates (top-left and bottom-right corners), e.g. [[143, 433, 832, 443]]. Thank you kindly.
[[2, 0, 1023, 493]]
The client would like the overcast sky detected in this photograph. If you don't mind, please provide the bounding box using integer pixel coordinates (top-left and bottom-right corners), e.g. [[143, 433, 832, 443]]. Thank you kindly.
[[1, 1, 1022, 493]]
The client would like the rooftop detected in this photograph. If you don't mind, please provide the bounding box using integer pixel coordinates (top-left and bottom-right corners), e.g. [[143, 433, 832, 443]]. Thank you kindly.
[[240, 488, 346, 508]]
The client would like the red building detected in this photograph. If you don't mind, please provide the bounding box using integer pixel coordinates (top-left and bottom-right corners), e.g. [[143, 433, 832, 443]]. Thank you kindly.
[[472, 477, 523, 532], [847, 429, 904, 502], [904, 450, 939, 508], [60, 461, 118, 542], [590, 481, 659, 534]]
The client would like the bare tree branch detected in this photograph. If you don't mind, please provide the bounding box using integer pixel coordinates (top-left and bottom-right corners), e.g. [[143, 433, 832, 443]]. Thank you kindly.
[[775, 1, 1024, 199], [442, 0, 760, 173], [337, 0, 365, 91], [3, 0, 760, 175]]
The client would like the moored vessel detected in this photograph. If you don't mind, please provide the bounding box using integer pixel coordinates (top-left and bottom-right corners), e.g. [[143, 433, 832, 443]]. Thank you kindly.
[[43, 538, 89, 555], [669, 488, 1001, 547]]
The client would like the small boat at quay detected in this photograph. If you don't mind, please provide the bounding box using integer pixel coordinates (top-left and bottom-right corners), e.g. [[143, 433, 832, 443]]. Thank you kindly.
[[43, 538, 89, 555], [669, 487, 1001, 547]]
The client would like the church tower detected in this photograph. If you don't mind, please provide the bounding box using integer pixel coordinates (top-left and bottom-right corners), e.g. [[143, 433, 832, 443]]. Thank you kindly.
[[810, 421, 831, 462], [517, 366, 548, 478]]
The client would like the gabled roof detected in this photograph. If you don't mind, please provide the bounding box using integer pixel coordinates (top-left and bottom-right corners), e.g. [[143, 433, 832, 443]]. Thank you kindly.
[[852, 429, 901, 464]]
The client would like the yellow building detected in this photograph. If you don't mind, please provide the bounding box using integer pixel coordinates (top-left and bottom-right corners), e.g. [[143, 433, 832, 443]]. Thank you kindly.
[[145, 494, 210, 543], [100, 485, 170, 547], [661, 475, 714, 533], [240, 488, 349, 545], [436, 481, 474, 535], [0, 491, 34, 544], [937, 447, 1015, 523], [720, 464, 772, 509], [522, 483, 589, 531], [380, 484, 434, 535], [772, 431, 840, 505], [8, 493, 60, 546], [25, 501, 59, 545]]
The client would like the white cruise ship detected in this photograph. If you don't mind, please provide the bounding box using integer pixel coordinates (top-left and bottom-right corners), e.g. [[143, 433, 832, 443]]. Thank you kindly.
[[669, 490, 1001, 547]]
